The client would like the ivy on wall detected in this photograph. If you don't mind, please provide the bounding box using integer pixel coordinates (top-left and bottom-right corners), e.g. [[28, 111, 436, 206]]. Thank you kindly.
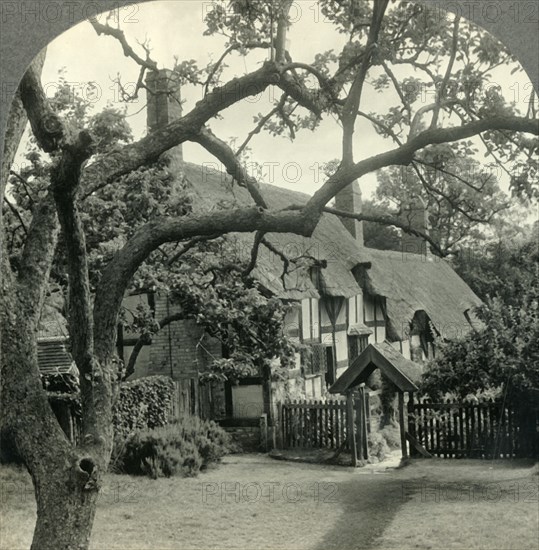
[[112, 376, 176, 439]]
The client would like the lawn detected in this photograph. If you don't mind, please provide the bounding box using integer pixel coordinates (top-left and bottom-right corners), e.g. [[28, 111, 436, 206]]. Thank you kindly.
[[1, 455, 537, 550]]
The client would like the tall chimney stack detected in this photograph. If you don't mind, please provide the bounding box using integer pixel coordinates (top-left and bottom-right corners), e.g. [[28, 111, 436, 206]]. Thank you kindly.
[[399, 196, 430, 258], [334, 180, 364, 245], [145, 68, 183, 160]]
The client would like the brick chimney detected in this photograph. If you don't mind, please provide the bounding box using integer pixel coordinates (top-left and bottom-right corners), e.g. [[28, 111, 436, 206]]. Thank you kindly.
[[399, 196, 430, 257], [334, 180, 364, 245], [145, 68, 183, 160]]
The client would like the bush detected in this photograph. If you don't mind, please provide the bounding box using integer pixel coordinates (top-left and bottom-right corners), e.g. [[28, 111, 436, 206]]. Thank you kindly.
[[368, 431, 390, 462], [113, 376, 176, 439], [114, 416, 232, 478]]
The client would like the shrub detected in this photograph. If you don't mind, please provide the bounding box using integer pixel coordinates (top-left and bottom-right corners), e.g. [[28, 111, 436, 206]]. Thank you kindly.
[[114, 415, 232, 478], [120, 427, 202, 478], [368, 431, 390, 462], [113, 376, 176, 439]]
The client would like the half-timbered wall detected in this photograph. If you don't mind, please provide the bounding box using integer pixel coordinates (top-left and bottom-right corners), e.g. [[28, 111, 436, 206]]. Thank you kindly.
[[363, 294, 386, 344]]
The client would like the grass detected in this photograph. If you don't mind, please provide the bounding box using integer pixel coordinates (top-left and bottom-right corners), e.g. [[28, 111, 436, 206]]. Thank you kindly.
[[1, 455, 537, 550], [369, 459, 539, 550]]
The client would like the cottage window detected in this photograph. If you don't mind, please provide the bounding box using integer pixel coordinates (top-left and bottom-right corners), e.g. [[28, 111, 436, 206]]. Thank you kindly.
[[348, 334, 368, 362], [301, 343, 327, 376], [301, 298, 320, 342]]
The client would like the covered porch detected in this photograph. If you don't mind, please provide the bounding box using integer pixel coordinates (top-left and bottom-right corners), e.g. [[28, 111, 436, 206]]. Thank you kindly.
[[329, 341, 425, 460]]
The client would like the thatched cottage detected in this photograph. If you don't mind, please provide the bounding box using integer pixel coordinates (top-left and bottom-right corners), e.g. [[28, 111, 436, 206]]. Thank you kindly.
[[33, 70, 482, 444], [118, 70, 483, 431]]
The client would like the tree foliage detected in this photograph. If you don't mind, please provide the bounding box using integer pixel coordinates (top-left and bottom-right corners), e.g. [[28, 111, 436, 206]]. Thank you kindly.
[[422, 234, 539, 401], [5, 74, 297, 382], [375, 144, 509, 255], [453, 220, 539, 304], [126, 238, 298, 382]]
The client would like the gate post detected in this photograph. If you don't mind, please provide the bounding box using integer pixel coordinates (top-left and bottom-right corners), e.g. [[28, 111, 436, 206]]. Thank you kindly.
[[346, 390, 358, 467], [399, 391, 408, 458], [357, 385, 368, 461], [407, 392, 416, 457]]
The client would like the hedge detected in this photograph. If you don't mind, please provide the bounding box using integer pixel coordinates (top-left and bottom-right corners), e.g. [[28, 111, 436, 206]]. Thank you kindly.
[[113, 376, 176, 439]]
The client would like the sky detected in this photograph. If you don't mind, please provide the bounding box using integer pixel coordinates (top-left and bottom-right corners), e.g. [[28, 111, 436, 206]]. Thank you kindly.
[[14, 0, 538, 209]]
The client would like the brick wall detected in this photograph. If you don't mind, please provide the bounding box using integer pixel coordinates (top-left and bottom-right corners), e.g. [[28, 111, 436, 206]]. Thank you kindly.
[[146, 293, 226, 419], [148, 294, 214, 377], [145, 68, 183, 159]]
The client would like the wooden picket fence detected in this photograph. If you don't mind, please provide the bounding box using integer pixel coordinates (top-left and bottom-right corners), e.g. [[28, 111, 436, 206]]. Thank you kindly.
[[279, 390, 370, 464], [408, 397, 538, 459], [279, 399, 349, 450]]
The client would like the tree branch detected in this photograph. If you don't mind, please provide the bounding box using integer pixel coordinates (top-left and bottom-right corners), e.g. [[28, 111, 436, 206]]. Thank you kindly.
[[236, 94, 288, 156], [3, 196, 28, 235], [81, 61, 283, 194], [412, 157, 489, 193], [17, 194, 60, 321], [277, 71, 325, 118], [242, 230, 265, 277], [93, 206, 314, 357], [8, 170, 35, 207], [18, 65, 64, 153], [323, 206, 446, 257], [379, 59, 412, 125], [1, 49, 45, 195], [88, 17, 158, 71], [408, 99, 462, 139], [341, 0, 390, 164], [307, 115, 539, 211], [166, 234, 222, 266], [358, 110, 403, 145], [410, 162, 506, 225], [51, 131, 96, 370], [204, 41, 271, 95], [275, 1, 293, 63], [430, 15, 460, 129], [192, 127, 268, 209]]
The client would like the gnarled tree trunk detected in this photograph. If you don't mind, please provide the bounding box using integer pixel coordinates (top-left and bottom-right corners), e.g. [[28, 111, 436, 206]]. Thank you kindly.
[[1, 51, 110, 550], [1, 284, 105, 549]]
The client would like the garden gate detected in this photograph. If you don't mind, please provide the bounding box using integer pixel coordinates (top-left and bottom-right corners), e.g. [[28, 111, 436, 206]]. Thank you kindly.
[[279, 386, 370, 465]]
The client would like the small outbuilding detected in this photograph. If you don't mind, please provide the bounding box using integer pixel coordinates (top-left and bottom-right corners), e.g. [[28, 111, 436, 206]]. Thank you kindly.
[[38, 337, 80, 442]]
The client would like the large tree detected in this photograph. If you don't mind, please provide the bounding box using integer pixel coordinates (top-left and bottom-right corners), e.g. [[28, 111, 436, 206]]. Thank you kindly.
[[1, 1, 538, 548]]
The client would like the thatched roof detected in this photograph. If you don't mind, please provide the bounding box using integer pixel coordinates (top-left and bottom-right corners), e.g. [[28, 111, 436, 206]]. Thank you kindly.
[[170, 157, 481, 338], [177, 159, 363, 299], [329, 341, 423, 394], [355, 248, 482, 340]]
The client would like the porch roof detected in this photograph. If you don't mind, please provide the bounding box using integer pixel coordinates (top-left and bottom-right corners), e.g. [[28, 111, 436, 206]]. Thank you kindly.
[[328, 341, 422, 394]]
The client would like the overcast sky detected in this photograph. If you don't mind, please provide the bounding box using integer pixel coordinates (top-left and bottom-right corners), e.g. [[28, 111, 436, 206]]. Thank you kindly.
[[18, 0, 536, 205]]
